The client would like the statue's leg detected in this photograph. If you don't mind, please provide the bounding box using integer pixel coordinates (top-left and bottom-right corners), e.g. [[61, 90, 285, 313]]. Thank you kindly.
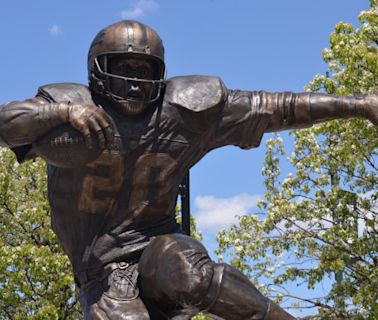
[[204, 263, 295, 320], [138, 234, 295, 320], [77, 262, 151, 320]]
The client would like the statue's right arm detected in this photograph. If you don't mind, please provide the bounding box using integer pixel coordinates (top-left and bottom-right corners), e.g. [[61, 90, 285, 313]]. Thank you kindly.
[[0, 97, 70, 147], [0, 98, 114, 148]]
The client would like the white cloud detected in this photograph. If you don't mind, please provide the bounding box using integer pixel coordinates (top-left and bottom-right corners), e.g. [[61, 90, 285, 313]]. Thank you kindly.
[[48, 24, 64, 37], [121, 0, 159, 19], [194, 193, 261, 231]]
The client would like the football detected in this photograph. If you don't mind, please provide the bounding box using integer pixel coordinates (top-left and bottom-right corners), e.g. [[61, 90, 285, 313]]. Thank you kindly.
[[33, 124, 106, 168]]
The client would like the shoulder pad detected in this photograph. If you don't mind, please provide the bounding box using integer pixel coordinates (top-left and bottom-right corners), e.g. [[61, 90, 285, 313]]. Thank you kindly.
[[37, 83, 92, 103], [165, 76, 226, 112]]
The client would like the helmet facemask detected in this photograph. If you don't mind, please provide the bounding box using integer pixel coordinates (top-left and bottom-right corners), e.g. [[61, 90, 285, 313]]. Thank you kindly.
[[92, 53, 165, 115]]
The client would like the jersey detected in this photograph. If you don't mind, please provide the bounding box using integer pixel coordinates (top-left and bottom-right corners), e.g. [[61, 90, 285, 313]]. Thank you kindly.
[[14, 76, 272, 275]]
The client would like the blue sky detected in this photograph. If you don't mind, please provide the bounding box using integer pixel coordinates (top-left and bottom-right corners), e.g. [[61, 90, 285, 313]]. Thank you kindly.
[[0, 0, 371, 316]]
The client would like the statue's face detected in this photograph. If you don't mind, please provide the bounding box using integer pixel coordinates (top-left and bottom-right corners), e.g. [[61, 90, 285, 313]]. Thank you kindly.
[[107, 57, 158, 115]]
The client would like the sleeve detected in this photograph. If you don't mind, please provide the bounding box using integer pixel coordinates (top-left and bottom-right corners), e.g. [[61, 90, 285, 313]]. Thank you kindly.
[[0, 93, 64, 162], [0, 97, 48, 147], [208, 90, 275, 150]]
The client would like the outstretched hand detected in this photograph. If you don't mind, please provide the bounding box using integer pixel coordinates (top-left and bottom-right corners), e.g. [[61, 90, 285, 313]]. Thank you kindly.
[[65, 103, 114, 148]]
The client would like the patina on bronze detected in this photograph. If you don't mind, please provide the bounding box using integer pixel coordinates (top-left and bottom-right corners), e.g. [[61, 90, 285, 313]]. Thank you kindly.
[[0, 20, 377, 320]]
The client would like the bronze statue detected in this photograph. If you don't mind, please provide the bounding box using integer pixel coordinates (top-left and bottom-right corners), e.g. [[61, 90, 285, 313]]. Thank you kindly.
[[0, 20, 377, 320]]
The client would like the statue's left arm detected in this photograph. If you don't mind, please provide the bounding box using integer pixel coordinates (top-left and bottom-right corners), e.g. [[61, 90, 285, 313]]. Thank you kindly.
[[262, 92, 378, 132], [165, 76, 377, 151]]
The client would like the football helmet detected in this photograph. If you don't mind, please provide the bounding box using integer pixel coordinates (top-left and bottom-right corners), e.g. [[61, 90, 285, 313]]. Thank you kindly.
[[88, 20, 166, 115]]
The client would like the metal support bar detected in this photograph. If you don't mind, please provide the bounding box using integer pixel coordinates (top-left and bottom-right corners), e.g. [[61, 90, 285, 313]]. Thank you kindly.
[[179, 171, 191, 236]]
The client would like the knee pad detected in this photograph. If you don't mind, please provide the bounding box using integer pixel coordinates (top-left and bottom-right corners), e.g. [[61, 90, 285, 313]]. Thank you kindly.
[[138, 234, 214, 309]]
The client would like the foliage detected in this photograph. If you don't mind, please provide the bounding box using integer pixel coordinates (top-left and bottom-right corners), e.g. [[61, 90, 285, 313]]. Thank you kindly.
[[0, 150, 81, 319], [217, 2, 378, 319]]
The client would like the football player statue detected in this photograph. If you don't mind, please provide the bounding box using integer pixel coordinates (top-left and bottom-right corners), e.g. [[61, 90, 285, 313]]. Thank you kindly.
[[0, 20, 377, 320]]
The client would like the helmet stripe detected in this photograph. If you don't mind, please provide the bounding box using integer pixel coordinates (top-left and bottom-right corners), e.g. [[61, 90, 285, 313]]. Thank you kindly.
[[126, 22, 134, 47], [139, 22, 148, 50]]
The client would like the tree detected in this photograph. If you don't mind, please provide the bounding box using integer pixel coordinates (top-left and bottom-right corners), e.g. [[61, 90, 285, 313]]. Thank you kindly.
[[217, 1, 378, 319], [0, 150, 82, 319]]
